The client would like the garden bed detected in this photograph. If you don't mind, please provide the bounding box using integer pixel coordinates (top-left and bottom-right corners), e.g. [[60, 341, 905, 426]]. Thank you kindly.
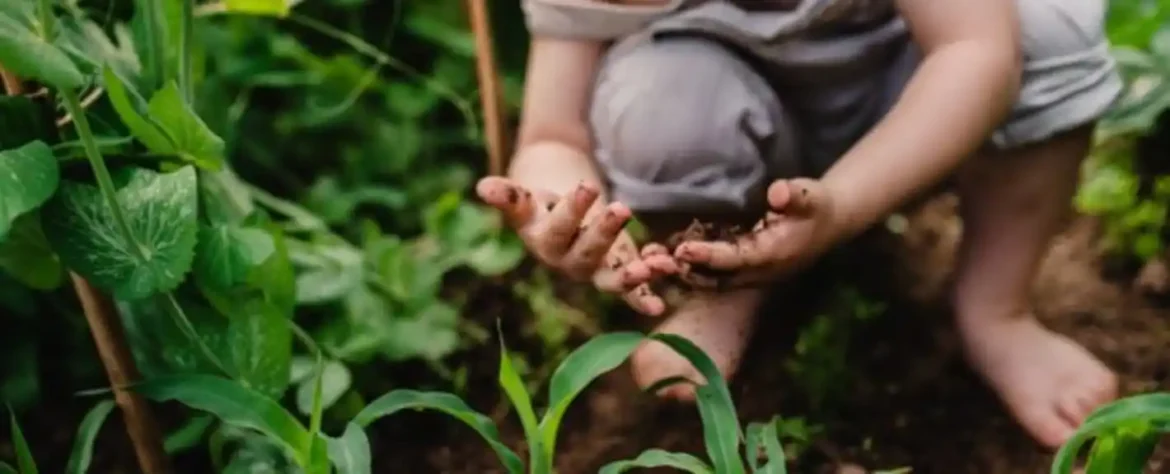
[[368, 193, 1170, 474]]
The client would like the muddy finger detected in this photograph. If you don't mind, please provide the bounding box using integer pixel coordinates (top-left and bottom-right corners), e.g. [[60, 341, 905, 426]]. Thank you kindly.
[[475, 177, 539, 226], [535, 182, 600, 258], [623, 284, 666, 316], [562, 202, 632, 277]]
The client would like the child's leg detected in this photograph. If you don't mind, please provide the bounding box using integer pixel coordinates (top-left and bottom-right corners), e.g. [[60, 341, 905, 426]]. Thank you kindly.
[[589, 34, 801, 399], [952, 126, 1117, 449]]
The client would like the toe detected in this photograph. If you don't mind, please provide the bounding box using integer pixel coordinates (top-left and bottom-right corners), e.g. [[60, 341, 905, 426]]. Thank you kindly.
[[630, 341, 704, 399], [1057, 393, 1092, 426]]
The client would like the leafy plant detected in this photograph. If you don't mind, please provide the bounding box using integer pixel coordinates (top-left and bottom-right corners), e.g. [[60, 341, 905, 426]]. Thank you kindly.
[[1050, 393, 1170, 474], [3, 400, 116, 474]]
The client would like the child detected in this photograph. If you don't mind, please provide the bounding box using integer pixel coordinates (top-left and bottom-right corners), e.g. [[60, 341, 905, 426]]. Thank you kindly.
[[476, 0, 1121, 449]]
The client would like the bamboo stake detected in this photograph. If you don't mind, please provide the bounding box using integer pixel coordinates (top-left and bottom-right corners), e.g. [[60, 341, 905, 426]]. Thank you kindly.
[[464, 0, 512, 176], [1, 69, 174, 474]]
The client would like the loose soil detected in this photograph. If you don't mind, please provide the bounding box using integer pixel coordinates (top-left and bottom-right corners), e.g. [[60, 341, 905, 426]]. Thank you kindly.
[[379, 192, 1170, 474]]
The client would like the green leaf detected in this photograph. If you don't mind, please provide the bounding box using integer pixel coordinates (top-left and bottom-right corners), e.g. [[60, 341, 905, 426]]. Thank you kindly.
[[540, 332, 643, 460], [0, 14, 85, 89], [1051, 393, 1170, 474], [44, 166, 199, 300], [497, 338, 545, 471], [195, 224, 275, 290], [745, 419, 787, 474], [354, 390, 523, 474], [381, 301, 460, 362], [599, 449, 714, 474], [163, 414, 216, 454], [0, 462, 16, 474], [135, 374, 313, 467], [102, 66, 175, 152], [0, 141, 59, 241], [651, 333, 746, 474], [147, 82, 226, 169], [65, 400, 116, 474], [0, 213, 63, 290], [295, 360, 351, 416], [224, 0, 294, 17], [8, 409, 37, 474], [1083, 423, 1158, 474], [324, 423, 371, 474]]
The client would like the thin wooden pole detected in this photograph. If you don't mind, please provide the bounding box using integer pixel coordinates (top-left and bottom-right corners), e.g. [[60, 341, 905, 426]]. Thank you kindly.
[[1, 69, 174, 474], [465, 0, 512, 176]]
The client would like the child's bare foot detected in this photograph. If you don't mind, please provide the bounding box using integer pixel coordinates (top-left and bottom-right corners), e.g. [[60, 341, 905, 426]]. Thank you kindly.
[[958, 313, 1117, 449], [629, 288, 766, 401]]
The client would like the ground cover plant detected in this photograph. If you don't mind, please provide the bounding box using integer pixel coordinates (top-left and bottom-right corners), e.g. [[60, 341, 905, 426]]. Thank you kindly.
[[5, 0, 1170, 473]]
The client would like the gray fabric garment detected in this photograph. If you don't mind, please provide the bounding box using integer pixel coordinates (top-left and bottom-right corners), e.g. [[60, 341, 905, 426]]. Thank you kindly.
[[528, 0, 1123, 214]]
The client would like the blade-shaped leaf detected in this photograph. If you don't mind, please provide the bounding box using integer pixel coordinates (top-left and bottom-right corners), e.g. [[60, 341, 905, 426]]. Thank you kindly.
[[0, 213, 63, 290], [651, 334, 746, 474], [324, 423, 371, 474], [102, 66, 175, 152], [599, 449, 713, 474], [745, 419, 787, 474], [1051, 393, 1170, 474], [135, 374, 312, 467], [163, 414, 216, 454], [224, 0, 295, 17], [146, 82, 225, 169], [0, 141, 59, 241], [354, 390, 523, 474], [1083, 423, 1158, 474], [0, 14, 84, 89], [65, 400, 116, 474], [8, 410, 37, 474], [295, 360, 350, 416], [539, 331, 642, 460], [0, 462, 15, 474], [44, 166, 198, 300], [497, 337, 545, 470]]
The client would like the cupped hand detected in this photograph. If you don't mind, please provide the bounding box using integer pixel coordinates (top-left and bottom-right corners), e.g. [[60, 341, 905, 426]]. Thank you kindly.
[[476, 176, 678, 316], [673, 178, 840, 289]]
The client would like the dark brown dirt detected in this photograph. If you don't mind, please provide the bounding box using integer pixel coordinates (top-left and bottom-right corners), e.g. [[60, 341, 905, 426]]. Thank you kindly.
[[380, 192, 1170, 474]]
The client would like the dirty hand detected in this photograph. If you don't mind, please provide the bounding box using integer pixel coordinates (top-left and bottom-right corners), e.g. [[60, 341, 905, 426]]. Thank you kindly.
[[476, 176, 678, 316], [673, 178, 839, 289]]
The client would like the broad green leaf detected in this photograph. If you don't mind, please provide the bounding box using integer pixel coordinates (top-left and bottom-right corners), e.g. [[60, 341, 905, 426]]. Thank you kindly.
[[599, 449, 713, 474], [652, 334, 746, 474], [195, 224, 275, 290], [9, 410, 37, 474], [540, 332, 643, 460], [56, 16, 141, 81], [0, 14, 84, 89], [745, 419, 787, 474], [135, 374, 313, 467], [1051, 393, 1170, 474], [147, 82, 225, 169], [227, 301, 293, 397], [44, 166, 199, 300], [224, 0, 294, 17], [498, 339, 545, 471], [381, 301, 460, 362], [0, 96, 54, 151], [0, 141, 59, 241], [295, 360, 351, 416], [65, 400, 116, 474], [324, 423, 371, 474], [102, 66, 175, 153], [354, 390, 523, 474], [0, 214, 63, 290]]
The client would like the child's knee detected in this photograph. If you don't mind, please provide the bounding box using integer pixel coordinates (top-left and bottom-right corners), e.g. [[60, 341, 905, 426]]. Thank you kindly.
[[590, 36, 800, 215]]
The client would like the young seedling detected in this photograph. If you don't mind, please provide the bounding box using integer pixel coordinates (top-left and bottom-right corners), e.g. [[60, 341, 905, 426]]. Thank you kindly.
[[1050, 392, 1170, 474], [3, 400, 118, 474]]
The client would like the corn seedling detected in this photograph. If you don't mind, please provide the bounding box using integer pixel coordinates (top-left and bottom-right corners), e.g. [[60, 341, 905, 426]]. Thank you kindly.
[[3, 400, 117, 474], [1050, 392, 1170, 474]]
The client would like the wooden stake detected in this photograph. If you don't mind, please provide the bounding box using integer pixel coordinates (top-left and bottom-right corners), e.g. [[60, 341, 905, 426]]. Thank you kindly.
[[1, 69, 174, 474], [465, 0, 512, 176]]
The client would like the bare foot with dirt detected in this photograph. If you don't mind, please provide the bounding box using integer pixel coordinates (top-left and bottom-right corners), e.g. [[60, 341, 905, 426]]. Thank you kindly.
[[958, 314, 1118, 448], [630, 287, 766, 401]]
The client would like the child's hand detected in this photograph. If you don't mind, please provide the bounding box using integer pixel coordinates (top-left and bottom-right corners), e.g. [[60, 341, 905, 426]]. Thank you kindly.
[[673, 179, 839, 289], [476, 177, 678, 316]]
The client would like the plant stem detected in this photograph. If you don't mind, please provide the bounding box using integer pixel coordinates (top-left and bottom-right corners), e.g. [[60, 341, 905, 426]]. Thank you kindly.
[[37, 0, 54, 39], [60, 90, 148, 260], [140, 0, 168, 89], [179, 0, 195, 103], [163, 293, 233, 376]]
